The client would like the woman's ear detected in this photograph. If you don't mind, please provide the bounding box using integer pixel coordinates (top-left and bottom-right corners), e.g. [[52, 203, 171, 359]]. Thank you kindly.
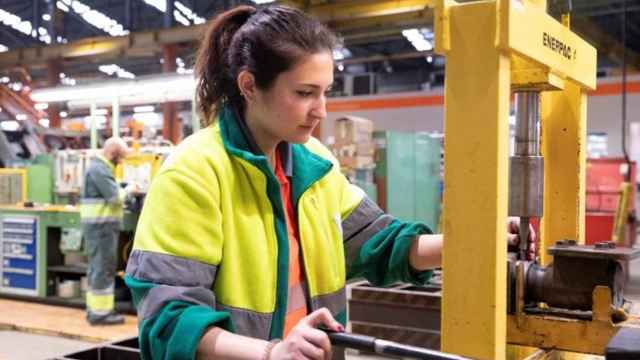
[[237, 70, 257, 102]]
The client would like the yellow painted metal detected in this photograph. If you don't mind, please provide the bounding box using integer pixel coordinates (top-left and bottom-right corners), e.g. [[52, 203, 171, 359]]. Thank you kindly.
[[440, 1, 510, 359], [506, 287, 632, 356], [507, 313, 617, 356], [497, 0, 597, 90], [511, 55, 565, 91], [539, 81, 587, 266], [611, 181, 632, 246], [433, 0, 454, 54], [0, 168, 28, 204], [308, 0, 433, 22]]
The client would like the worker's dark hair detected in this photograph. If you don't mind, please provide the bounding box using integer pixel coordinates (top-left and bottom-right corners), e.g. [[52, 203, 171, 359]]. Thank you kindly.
[[195, 5, 337, 124]]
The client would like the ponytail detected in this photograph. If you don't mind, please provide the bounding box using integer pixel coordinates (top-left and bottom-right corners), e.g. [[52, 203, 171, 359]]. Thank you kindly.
[[195, 5, 256, 123]]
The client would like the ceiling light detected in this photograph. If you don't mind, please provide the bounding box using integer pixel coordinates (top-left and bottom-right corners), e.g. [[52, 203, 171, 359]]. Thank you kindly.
[[1, 120, 20, 131], [39, 119, 50, 128], [32, 73, 196, 105], [57, 0, 128, 36], [142, 1, 205, 25], [0, 44, 7, 52], [99, 64, 135, 79], [134, 105, 155, 113], [35, 103, 49, 110], [0, 8, 57, 44], [1, 76, 9, 83], [93, 108, 109, 116], [402, 28, 434, 52], [16, 114, 27, 121], [60, 111, 68, 118], [42, 14, 51, 21], [333, 47, 352, 61]]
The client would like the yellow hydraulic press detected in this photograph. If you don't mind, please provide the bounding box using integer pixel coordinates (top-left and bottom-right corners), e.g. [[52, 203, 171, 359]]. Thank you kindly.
[[435, 0, 640, 359]]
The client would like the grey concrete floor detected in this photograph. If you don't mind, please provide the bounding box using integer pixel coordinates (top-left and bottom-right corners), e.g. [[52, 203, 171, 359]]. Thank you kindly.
[[0, 331, 92, 360]]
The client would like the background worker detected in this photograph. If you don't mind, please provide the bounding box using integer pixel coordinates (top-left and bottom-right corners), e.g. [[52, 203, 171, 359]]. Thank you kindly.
[[81, 137, 135, 326]]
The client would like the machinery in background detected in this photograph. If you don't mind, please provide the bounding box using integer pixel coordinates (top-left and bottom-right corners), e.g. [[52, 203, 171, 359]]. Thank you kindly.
[[0, 144, 169, 309], [0, 168, 27, 205], [0, 120, 46, 168], [374, 131, 442, 232], [350, 0, 640, 358]]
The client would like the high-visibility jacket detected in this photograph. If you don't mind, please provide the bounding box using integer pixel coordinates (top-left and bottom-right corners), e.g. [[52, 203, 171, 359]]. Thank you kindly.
[[80, 155, 125, 225], [125, 105, 432, 360]]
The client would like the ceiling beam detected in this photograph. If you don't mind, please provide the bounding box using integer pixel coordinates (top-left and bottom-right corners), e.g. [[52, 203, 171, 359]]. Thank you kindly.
[[331, 9, 432, 34], [304, 0, 433, 23], [341, 49, 433, 65], [0, 24, 206, 69]]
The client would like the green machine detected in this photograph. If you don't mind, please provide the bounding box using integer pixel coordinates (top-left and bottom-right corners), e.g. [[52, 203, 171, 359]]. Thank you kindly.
[[0, 206, 81, 297], [373, 131, 442, 232], [0, 153, 138, 303]]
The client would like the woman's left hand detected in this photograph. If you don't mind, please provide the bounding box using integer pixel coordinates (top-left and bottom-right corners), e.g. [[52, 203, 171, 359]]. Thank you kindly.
[[507, 217, 537, 260]]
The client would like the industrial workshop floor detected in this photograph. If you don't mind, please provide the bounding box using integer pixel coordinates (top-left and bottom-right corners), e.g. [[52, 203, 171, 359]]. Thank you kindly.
[[0, 299, 137, 359], [0, 258, 638, 360]]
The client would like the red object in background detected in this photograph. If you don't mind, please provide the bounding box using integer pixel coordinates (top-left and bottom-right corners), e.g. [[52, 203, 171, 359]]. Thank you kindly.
[[585, 158, 637, 247]]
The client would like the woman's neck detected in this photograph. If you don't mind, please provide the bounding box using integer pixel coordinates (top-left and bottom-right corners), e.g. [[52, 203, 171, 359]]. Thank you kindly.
[[244, 107, 279, 169]]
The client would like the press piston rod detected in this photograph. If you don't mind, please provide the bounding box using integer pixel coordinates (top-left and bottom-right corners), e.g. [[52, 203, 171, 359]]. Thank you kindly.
[[509, 91, 544, 260]]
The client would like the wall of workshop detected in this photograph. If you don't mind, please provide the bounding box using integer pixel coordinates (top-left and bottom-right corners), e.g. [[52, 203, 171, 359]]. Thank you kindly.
[[323, 75, 640, 162]]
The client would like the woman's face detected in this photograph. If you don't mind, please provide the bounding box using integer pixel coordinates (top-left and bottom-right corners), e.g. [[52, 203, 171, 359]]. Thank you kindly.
[[253, 51, 334, 144]]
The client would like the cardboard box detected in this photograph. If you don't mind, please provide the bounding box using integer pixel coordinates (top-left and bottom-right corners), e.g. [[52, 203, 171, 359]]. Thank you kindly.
[[337, 155, 375, 169], [335, 116, 374, 144]]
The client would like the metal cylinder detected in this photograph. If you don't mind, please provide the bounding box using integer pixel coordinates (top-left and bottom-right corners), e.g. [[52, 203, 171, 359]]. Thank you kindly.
[[509, 156, 544, 217], [509, 91, 544, 218], [525, 258, 625, 310], [514, 91, 541, 157]]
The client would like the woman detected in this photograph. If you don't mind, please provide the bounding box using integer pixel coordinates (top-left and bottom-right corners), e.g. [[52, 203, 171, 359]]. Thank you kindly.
[[125, 5, 531, 360]]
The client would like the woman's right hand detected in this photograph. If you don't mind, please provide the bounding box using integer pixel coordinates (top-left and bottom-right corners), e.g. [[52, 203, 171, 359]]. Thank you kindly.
[[269, 308, 344, 360]]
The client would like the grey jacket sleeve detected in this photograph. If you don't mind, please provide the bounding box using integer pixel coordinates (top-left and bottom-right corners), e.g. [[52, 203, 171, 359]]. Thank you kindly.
[[89, 164, 122, 204]]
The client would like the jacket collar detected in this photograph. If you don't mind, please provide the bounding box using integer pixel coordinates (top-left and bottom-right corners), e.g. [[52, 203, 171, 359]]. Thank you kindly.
[[96, 154, 115, 172], [218, 104, 332, 202]]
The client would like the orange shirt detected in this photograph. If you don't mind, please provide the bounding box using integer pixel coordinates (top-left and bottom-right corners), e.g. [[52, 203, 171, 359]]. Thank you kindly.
[[274, 149, 309, 337]]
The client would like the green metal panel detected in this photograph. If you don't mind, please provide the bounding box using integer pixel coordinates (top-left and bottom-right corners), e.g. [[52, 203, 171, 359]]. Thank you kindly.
[[27, 165, 53, 204], [386, 132, 416, 222], [374, 131, 442, 232], [414, 133, 441, 232], [27, 154, 54, 204]]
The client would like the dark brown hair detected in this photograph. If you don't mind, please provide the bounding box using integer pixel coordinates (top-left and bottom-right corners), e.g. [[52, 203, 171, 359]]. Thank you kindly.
[[195, 5, 337, 124]]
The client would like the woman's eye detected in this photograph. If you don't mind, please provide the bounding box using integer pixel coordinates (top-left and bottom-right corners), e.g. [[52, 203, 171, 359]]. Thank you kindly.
[[297, 91, 313, 97]]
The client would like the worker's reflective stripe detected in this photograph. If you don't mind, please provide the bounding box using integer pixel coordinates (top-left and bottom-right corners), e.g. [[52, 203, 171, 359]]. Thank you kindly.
[[126, 250, 217, 287], [342, 197, 396, 266], [310, 287, 346, 316], [80, 200, 123, 223], [138, 285, 216, 321], [127, 250, 221, 321], [87, 288, 115, 313], [106, 188, 126, 205], [217, 303, 272, 340]]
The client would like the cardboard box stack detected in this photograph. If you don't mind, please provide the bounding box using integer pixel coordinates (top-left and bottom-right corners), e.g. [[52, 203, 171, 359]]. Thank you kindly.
[[331, 116, 377, 200]]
